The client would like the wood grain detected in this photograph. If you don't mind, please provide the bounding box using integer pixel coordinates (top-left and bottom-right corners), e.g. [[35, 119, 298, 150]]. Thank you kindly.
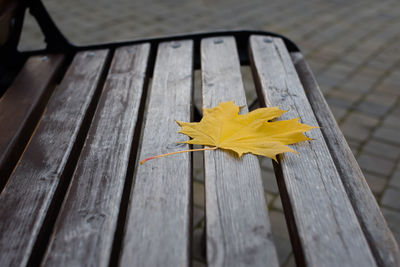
[[0, 54, 64, 187], [201, 37, 279, 267], [119, 40, 193, 267], [0, 0, 19, 47], [249, 35, 377, 267], [41, 45, 150, 267], [291, 51, 400, 267], [0, 50, 108, 267]]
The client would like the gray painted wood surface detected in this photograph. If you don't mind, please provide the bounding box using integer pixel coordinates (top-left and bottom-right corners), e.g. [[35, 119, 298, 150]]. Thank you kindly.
[[119, 40, 193, 267], [249, 35, 377, 267], [0, 54, 64, 186], [201, 37, 279, 267], [42, 45, 150, 267], [0, 50, 109, 267], [291, 51, 400, 267]]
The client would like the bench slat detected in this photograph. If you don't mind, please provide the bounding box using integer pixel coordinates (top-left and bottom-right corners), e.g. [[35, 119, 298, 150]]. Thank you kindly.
[[0, 54, 64, 186], [42, 44, 150, 266], [119, 40, 193, 267], [291, 51, 400, 267], [0, 50, 109, 267], [201, 37, 279, 267], [249, 35, 377, 267]]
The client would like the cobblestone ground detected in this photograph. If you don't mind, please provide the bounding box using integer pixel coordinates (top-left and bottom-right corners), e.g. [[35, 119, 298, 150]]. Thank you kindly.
[[19, 0, 400, 266]]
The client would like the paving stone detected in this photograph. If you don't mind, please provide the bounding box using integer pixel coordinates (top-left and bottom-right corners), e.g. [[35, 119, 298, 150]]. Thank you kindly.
[[382, 114, 400, 129], [364, 92, 398, 108], [341, 74, 376, 93], [307, 59, 326, 73], [393, 106, 400, 116], [381, 208, 400, 245], [349, 144, 361, 156], [327, 88, 362, 103], [192, 227, 206, 262], [284, 254, 296, 267], [269, 210, 290, 240], [265, 192, 275, 208], [345, 137, 363, 155], [18, 13, 46, 51], [241, 66, 258, 105], [259, 157, 280, 193], [193, 70, 203, 115], [340, 117, 376, 142], [193, 206, 205, 228], [387, 70, 400, 85], [192, 260, 206, 267], [269, 210, 292, 265], [193, 145, 204, 182], [373, 126, 400, 145], [273, 195, 284, 211], [326, 95, 353, 109], [259, 156, 274, 171], [344, 111, 380, 127], [382, 187, 400, 211], [328, 62, 354, 76], [358, 66, 385, 77], [364, 171, 387, 197], [261, 171, 279, 194], [389, 170, 400, 189], [329, 106, 348, 122], [357, 153, 396, 176], [193, 181, 205, 208], [273, 234, 293, 265], [315, 71, 344, 90], [362, 139, 400, 160], [356, 100, 392, 117]]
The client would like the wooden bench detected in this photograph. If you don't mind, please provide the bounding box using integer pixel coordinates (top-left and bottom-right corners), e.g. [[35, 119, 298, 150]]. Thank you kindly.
[[1, 1, 399, 266]]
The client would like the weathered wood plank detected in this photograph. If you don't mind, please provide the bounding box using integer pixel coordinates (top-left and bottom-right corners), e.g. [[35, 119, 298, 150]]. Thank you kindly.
[[291, 51, 400, 267], [119, 40, 193, 267], [0, 0, 19, 47], [249, 35, 377, 267], [42, 44, 150, 267], [0, 54, 64, 186], [0, 50, 109, 267], [201, 37, 279, 267]]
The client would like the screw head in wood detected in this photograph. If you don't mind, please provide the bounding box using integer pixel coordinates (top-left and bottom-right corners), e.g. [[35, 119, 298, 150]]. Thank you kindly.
[[263, 37, 273, 43], [171, 42, 181, 48]]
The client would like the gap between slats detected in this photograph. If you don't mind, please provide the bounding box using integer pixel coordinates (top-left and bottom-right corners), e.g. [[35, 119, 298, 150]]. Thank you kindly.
[[118, 40, 193, 267], [192, 39, 289, 266], [108, 47, 154, 267], [201, 36, 279, 267]]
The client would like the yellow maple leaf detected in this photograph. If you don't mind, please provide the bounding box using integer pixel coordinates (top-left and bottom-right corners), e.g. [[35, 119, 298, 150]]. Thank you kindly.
[[140, 101, 316, 164]]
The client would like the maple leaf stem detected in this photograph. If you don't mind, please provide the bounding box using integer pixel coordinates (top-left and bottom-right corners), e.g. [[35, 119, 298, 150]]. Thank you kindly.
[[140, 146, 218, 165]]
